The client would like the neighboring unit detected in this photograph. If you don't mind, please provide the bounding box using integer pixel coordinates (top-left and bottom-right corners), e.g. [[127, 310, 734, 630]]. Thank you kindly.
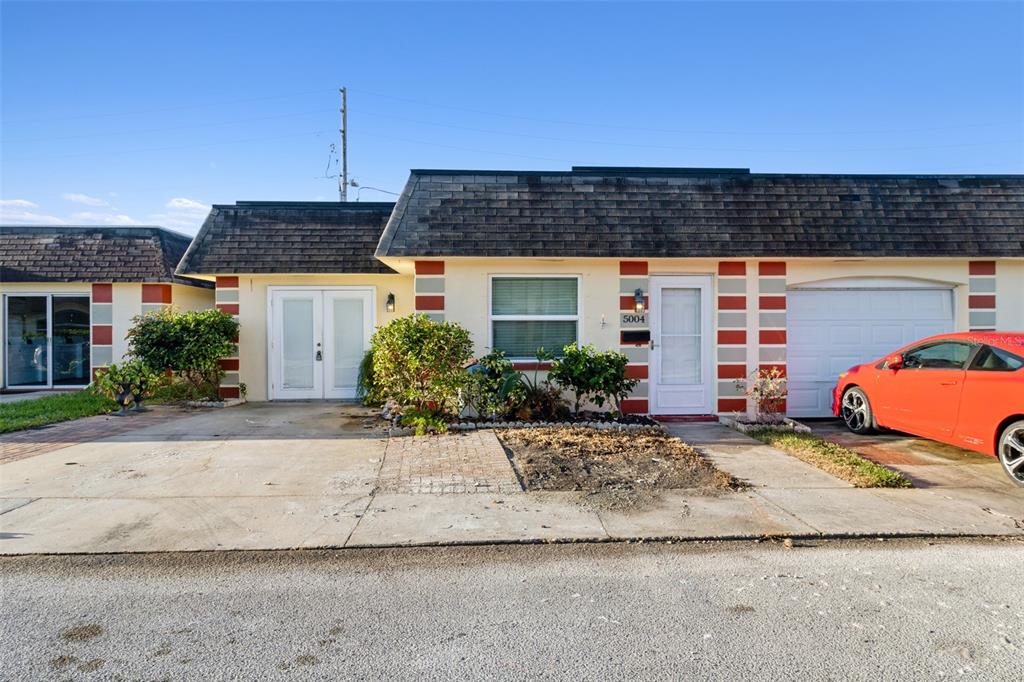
[[1, 226, 213, 390]]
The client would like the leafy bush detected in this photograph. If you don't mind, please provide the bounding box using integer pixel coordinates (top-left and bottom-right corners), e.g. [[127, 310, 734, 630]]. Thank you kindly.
[[369, 314, 474, 421], [93, 360, 165, 412], [126, 307, 239, 400], [735, 367, 787, 423], [399, 407, 450, 435], [502, 348, 570, 421], [357, 350, 382, 405], [548, 344, 638, 416], [463, 350, 525, 420]]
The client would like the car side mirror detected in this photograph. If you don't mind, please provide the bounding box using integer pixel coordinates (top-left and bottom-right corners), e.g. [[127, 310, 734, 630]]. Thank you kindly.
[[887, 354, 903, 370]]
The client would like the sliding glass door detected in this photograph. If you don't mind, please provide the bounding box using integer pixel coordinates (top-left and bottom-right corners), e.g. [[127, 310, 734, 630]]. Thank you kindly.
[[3, 295, 91, 388]]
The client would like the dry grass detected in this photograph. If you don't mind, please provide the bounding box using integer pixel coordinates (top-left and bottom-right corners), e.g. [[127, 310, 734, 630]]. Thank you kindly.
[[747, 429, 912, 488], [498, 427, 739, 509]]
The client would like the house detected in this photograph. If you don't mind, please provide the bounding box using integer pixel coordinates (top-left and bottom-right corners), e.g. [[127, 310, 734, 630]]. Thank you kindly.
[[176, 167, 1023, 417], [1, 226, 213, 391]]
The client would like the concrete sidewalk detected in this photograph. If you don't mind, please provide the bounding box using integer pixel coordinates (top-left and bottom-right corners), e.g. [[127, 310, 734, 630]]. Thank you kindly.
[[1, 406, 1021, 554]]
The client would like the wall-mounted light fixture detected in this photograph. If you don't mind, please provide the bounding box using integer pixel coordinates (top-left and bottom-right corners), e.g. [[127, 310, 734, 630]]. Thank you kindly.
[[385, 292, 396, 313], [633, 288, 646, 315]]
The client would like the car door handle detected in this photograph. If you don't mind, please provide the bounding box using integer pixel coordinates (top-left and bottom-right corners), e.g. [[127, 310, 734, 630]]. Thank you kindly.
[[939, 380, 958, 386]]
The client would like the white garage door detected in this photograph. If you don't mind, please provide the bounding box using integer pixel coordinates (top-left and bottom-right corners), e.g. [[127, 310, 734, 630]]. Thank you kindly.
[[787, 287, 955, 417]]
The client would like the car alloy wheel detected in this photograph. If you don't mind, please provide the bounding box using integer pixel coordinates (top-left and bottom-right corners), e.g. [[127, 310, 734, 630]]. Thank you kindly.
[[998, 422, 1024, 487], [841, 389, 871, 433]]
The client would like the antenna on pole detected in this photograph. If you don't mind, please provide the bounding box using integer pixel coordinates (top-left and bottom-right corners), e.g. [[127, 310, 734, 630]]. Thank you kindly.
[[339, 87, 348, 201]]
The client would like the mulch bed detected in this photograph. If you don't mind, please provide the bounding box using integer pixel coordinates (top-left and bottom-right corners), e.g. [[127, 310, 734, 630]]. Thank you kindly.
[[498, 427, 740, 509]]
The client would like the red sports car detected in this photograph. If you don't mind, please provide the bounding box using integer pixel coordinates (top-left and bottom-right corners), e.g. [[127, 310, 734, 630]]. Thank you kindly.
[[832, 332, 1024, 487]]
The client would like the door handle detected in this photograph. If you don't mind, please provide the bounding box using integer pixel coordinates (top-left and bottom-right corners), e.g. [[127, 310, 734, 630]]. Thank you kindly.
[[649, 340, 656, 350], [939, 380, 957, 386], [316, 350, 323, 362]]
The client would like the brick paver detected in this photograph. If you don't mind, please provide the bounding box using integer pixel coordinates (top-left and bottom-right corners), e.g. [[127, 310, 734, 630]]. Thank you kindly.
[[0, 405, 188, 464], [377, 430, 522, 494]]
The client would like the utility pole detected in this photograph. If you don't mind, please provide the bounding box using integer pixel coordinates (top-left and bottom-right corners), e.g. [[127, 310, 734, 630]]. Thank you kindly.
[[339, 87, 348, 202]]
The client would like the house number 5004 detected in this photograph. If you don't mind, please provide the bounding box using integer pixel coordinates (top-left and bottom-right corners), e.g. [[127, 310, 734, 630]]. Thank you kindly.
[[623, 314, 646, 323]]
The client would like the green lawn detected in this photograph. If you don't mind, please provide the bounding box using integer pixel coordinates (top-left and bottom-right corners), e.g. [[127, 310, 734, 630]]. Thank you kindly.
[[0, 391, 118, 434], [747, 428, 913, 489]]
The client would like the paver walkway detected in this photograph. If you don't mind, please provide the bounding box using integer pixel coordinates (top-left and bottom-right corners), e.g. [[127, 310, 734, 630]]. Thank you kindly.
[[376, 430, 522, 494], [0, 405, 188, 464]]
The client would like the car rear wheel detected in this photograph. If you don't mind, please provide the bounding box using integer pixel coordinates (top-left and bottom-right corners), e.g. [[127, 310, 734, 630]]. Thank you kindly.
[[840, 387, 874, 435], [997, 420, 1024, 488]]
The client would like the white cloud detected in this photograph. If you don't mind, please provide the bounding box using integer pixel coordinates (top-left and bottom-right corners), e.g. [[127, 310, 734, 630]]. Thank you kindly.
[[62, 192, 110, 207], [0, 208, 65, 224], [165, 197, 210, 214], [0, 198, 39, 208], [70, 211, 141, 225]]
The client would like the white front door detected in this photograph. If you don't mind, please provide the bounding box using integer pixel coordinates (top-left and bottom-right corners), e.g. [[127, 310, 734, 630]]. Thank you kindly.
[[649, 276, 713, 415], [270, 288, 374, 400]]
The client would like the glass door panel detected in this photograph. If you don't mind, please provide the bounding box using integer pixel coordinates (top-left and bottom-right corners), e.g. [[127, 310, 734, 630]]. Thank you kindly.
[[52, 296, 91, 386], [281, 298, 316, 390], [659, 288, 701, 385], [330, 297, 364, 392], [5, 296, 49, 387]]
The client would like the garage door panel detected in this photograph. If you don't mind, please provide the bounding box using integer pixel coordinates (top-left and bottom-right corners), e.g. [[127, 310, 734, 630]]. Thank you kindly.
[[787, 288, 954, 418]]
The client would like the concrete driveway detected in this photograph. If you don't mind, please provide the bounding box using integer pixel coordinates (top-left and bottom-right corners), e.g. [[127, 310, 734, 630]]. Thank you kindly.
[[806, 419, 1015, 491]]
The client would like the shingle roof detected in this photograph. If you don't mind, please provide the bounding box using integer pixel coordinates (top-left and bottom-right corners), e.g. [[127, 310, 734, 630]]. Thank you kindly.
[[0, 225, 209, 286], [177, 202, 397, 274], [376, 168, 1024, 258]]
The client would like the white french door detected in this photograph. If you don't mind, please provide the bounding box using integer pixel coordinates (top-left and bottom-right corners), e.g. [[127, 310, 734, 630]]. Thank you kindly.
[[269, 288, 374, 400], [649, 276, 713, 415]]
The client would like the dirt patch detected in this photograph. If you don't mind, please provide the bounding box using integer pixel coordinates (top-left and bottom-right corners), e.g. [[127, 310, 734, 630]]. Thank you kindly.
[[498, 427, 739, 509], [60, 623, 104, 641]]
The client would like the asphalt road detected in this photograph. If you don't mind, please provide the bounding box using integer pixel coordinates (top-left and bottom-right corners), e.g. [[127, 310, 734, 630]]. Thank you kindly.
[[2, 538, 1021, 681]]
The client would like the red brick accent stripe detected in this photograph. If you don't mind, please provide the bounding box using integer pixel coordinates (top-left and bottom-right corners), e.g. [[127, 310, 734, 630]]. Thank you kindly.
[[759, 363, 787, 376], [512, 361, 553, 371], [760, 330, 787, 345], [969, 294, 996, 309], [625, 364, 648, 379], [718, 261, 746, 276], [219, 358, 240, 371], [717, 295, 747, 310], [217, 303, 240, 315], [969, 261, 996, 276], [759, 295, 786, 310], [718, 330, 747, 345], [717, 364, 747, 379], [415, 295, 445, 311], [718, 398, 747, 412], [92, 325, 113, 345], [216, 276, 239, 288], [620, 294, 649, 311], [219, 386, 241, 399], [621, 398, 648, 414], [91, 283, 112, 303], [759, 262, 787, 276], [141, 283, 172, 304], [415, 261, 445, 275], [619, 261, 648, 276]]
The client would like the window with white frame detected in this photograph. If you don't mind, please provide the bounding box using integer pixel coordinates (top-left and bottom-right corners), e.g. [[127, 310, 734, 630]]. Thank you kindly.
[[490, 276, 579, 358]]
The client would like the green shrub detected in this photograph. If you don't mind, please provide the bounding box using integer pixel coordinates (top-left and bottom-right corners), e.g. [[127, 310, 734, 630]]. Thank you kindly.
[[126, 307, 239, 401], [399, 407, 450, 435], [463, 350, 525, 420], [548, 344, 638, 416], [502, 348, 570, 421], [357, 350, 382, 406], [369, 314, 474, 420], [93, 360, 165, 412]]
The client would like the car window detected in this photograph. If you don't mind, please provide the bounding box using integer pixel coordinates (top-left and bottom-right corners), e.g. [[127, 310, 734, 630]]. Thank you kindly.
[[969, 345, 1024, 372], [902, 342, 973, 370]]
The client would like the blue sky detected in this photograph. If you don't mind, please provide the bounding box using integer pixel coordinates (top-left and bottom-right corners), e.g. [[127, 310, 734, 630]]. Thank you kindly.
[[2, 1, 1022, 235]]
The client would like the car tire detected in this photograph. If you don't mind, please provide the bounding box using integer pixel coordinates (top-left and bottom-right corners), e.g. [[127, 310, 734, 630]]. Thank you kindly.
[[997, 419, 1024, 488], [840, 387, 875, 435]]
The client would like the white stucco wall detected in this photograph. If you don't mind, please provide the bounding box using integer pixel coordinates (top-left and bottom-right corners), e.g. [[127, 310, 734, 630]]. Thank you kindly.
[[233, 274, 414, 401]]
